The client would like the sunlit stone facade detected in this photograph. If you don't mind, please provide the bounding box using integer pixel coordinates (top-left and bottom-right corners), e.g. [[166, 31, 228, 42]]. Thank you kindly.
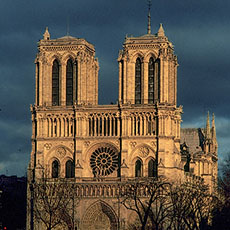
[[27, 25, 218, 230]]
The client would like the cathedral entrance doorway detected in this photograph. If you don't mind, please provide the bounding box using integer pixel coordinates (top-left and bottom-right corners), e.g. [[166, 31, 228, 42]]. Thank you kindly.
[[81, 200, 118, 230]]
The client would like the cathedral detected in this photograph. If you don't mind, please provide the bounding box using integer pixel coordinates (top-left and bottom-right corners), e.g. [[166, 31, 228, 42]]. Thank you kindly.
[[27, 11, 218, 230]]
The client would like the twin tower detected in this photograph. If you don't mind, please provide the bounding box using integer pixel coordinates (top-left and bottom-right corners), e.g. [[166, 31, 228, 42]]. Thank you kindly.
[[28, 22, 217, 230], [31, 24, 181, 180]]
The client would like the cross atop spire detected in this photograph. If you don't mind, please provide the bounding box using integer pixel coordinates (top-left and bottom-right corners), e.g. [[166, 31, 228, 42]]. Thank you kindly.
[[147, 0, 152, 34]]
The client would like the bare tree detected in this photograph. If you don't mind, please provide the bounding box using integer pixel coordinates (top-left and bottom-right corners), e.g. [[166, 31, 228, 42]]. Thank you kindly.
[[168, 181, 214, 230], [211, 153, 230, 229], [219, 154, 230, 200], [121, 177, 217, 230], [121, 177, 171, 230], [31, 178, 75, 230]]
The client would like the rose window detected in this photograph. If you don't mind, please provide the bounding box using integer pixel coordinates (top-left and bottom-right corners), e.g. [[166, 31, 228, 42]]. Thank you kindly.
[[90, 147, 118, 176]]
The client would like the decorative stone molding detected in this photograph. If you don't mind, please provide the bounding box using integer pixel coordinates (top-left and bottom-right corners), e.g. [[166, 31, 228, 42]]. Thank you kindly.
[[69, 143, 74, 149], [44, 143, 52, 150], [84, 141, 90, 147], [56, 147, 66, 157], [130, 142, 137, 148], [90, 146, 118, 177], [139, 146, 149, 158]]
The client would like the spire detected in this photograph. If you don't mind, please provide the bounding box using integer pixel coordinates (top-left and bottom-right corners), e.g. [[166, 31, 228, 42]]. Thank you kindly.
[[157, 23, 165, 37], [205, 111, 211, 139], [43, 27, 50, 40], [211, 113, 216, 140], [147, 0, 151, 34]]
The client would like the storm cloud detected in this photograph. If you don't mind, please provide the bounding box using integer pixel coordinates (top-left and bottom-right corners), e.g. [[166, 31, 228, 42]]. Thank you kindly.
[[0, 0, 229, 175]]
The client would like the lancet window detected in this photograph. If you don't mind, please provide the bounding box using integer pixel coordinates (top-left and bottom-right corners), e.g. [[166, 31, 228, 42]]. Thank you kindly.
[[135, 58, 142, 104], [75, 60, 78, 103], [52, 160, 59, 178], [148, 57, 154, 104], [66, 59, 73, 106], [135, 159, 142, 177], [66, 160, 75, 178], [36, 62, 39, 105], [52, 59, 60, 106], [148, 159, 157, 177]]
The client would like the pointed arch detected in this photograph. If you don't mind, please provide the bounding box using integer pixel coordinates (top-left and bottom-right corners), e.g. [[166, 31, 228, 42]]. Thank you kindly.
[[135, 57, 142, 104], [81, 200, 118, 230], [156, 58, 161, 101], [148, 158, 157, 177], [135, 158, 142, 177], [65, 159, 75, 178], [66, 59, 73, 105], [51, 159, 60, 178], [52, 59, 60, 106], [36, 62, 40, 105], [148, 57, 155, 104], [75, 59, 78, 103]]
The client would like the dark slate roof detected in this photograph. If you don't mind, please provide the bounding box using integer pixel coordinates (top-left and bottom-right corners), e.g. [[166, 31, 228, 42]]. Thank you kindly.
[[57, 35, 79, 41], [180, 128, 205, 155]]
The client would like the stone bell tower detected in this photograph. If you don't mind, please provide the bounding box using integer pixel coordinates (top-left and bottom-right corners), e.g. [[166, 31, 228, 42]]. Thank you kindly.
[[118, 24, 177, 106], [35, 27, 99, 107], [117, 17, 182, 179], [30, 28, 99, 180]]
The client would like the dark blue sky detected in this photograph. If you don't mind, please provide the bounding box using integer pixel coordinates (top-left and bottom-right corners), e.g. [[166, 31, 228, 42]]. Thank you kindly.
[[0, 0, 229, 175]]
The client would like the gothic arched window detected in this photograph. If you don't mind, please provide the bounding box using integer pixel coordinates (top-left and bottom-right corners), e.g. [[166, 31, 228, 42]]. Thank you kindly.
[[75, 60, 78, 103], [66, 59, 73, 105], [52, 59, 60, 106], [135, 159, 142, 177], [52, 160, 59, 178], [156, 59, 160, 101], [36, 62, 40, 105], [135, 58, 142, 104], [148, 159, 157, 177], [148, 57, 154, 104], [66, 160, 75, 178]]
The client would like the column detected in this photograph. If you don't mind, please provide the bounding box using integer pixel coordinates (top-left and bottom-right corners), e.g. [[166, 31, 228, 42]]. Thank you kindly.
[[118, 61, 122, 102], [102, 116, 104, 136]]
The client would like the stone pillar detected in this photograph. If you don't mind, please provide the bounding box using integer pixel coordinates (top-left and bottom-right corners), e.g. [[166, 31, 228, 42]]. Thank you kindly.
[[118, 61, 122, 102]]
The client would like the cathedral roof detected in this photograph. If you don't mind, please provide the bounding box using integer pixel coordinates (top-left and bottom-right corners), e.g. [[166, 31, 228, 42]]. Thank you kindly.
[[39, 28, 95, 52], [123, 24, 172, 49], [180, 128, 204, 155], [56, 35, 79, 41]]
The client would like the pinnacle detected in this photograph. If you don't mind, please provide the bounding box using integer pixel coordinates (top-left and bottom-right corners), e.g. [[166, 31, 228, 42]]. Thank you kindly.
[[157, 23, 165, 37], [43, 27, 50, 40], [206, 111, 211, 139]]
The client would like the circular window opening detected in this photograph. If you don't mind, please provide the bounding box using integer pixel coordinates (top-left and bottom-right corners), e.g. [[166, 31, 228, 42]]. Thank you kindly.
[[90, 147, 118, 176]]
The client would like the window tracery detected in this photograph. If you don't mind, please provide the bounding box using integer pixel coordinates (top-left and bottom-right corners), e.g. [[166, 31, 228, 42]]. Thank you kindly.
[[135, 58, 142, 104], [52, 59, 60, 106], [90, 146, 118, 176], [66, 59, 73, 105], [148, 57, 154, 104], [75, 60, 78, 103]]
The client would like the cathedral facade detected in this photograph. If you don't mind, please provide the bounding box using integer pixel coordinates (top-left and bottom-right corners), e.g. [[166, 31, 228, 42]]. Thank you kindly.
[[27, 21, 218, 230]]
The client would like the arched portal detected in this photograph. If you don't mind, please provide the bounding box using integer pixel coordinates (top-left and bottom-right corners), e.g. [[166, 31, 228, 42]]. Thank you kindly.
[[81, 200, 118, 230]]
